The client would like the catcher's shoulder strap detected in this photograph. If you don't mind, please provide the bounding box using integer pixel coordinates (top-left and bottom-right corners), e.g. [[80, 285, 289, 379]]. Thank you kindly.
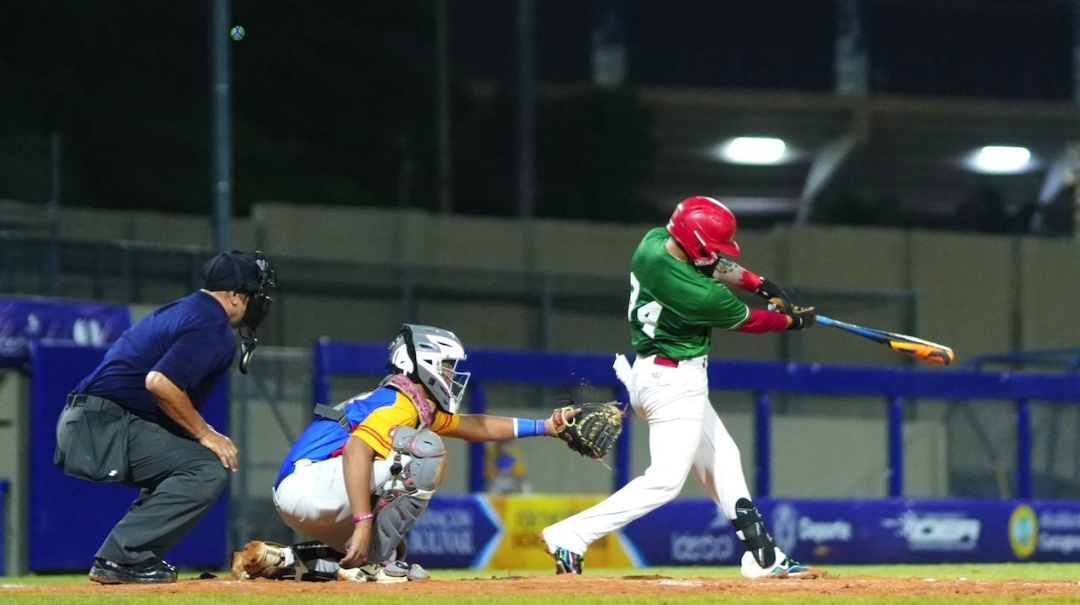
[[313, 403, 350, 431]]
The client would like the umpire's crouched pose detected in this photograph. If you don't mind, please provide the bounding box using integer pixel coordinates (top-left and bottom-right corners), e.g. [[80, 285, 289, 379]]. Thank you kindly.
[[54, 250, 276, 584]]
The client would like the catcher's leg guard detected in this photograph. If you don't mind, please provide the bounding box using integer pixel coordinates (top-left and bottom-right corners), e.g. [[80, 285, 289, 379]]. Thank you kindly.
[[370, 494, 429, 564], [367, 427, 447, 564], [732, 498, 777, 569]]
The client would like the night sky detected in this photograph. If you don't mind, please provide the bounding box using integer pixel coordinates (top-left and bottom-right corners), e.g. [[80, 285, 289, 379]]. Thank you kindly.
[[0, 0, 1072, 220]]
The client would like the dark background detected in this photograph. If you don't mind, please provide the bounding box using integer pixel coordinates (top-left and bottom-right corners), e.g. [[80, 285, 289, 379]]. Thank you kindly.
[[0, 0, 1072, 225]]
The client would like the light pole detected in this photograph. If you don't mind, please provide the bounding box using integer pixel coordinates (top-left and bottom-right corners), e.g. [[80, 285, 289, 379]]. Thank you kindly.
[[210, 0, 233, 253]]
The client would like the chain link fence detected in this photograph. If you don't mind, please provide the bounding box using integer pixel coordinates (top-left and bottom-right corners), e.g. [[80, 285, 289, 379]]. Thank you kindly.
[[229, 346, 313, 549]]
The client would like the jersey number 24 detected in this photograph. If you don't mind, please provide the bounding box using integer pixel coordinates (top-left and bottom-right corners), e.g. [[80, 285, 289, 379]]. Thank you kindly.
[[628, 273, 662, 338]]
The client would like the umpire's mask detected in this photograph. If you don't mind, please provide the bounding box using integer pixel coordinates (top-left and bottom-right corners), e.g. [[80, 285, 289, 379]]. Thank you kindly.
[[238, 251, 276, 374], [202, 250, 277, 374]]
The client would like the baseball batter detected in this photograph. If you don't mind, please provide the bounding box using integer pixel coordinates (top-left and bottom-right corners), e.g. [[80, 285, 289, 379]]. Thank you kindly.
[[541, 196, 818, 578]]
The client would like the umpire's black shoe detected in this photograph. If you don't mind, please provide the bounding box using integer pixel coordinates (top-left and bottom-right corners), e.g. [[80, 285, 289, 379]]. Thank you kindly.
[[89, 558, 178, 584]]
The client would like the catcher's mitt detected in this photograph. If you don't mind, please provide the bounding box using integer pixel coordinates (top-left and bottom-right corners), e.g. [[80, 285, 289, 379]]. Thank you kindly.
[[552, 401, 626, 459]]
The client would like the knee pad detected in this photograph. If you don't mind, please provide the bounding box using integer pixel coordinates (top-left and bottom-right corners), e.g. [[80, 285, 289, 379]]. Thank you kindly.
[[391, 426, 447, 460], [401, 455, 446, 498], [732, 498, 776, 569], [385, 427, 447, 499]]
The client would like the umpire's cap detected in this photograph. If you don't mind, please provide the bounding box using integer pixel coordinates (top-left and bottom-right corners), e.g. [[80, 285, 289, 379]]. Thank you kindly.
[[202, 251, 263, 294]]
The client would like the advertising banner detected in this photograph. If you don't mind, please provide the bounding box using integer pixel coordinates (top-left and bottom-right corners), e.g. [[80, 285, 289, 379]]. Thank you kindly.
[[27, 342, 229, 572], [408, 496, 1080, 569], [0, 296, 130, 366], [405, 495, 500, 570], [407, 494, 635, 570], [484, 494, 634, 570], [624, 498, 1080, 566]]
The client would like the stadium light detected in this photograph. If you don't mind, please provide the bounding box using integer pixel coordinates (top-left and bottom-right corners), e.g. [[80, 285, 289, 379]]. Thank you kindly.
[[715, 137, 788, 165], [966, 146, 1032, 174]]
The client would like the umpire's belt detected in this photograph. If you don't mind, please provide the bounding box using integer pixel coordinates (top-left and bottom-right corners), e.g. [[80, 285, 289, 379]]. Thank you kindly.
[[66, 393, 127, 417]]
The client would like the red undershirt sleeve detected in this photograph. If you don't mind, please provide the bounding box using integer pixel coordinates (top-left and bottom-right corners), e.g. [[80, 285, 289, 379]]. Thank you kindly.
[[735, 308, 790, 333]]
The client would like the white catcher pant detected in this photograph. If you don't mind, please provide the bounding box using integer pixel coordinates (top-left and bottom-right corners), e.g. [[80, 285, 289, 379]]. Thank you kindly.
[[272, 454, 407, 553], [544, 354, 752, 555]]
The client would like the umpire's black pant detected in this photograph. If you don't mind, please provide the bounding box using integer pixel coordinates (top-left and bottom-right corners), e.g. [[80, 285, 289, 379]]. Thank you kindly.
[[56, 395, 229, 565]]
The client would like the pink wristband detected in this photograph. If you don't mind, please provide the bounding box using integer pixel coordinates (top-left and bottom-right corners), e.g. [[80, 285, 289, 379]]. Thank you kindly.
[[353, 513, 374, 523]]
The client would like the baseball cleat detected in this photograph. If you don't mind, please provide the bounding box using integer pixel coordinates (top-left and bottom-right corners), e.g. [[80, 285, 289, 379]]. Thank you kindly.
[[338, 561, 411, 583], [89, 557, 177, 584], [539, 528, 583, 575], [552, 547, 584, 575], [405, 563, 431, 581], [740, 549, 820, 579]]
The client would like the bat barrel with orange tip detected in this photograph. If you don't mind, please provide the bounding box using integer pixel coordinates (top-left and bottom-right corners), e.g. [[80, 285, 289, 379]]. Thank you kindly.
[[817, 315, 956, 366]]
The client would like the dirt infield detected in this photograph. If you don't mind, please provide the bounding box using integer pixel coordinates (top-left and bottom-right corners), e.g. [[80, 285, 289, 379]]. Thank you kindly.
[[5, 572, 1080, 598]]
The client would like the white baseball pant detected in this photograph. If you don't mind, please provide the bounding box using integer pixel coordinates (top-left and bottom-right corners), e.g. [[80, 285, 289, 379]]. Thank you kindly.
[[543, 353, 751, 555], [272, 455, 405, 553]]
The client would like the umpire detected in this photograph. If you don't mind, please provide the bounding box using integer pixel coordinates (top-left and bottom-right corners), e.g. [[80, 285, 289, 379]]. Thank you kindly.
[[54, 250, 276, 584]]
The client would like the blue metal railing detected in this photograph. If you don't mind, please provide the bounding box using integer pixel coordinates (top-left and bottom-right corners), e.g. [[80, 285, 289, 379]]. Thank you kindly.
[[962, 347, 1080, 374], [313, 339, 1080, 498]]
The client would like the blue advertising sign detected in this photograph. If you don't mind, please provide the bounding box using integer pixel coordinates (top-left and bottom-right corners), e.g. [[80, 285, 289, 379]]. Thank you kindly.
[[0, 296, 130, 366], [760, 499, 985, 565], [621, 500, 741, 566], [406, 494, 501, 569], [623, 498, 1080, 566], [1008, 502, 1080, 562], [27, 342, 229, 572]]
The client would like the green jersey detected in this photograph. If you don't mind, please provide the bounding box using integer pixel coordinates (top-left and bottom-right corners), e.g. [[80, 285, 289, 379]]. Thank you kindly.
[[628, 228, 750, 359]]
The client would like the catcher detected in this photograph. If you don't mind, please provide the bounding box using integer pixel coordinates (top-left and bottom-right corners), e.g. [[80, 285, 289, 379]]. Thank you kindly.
[[232, 324, 624, 583]]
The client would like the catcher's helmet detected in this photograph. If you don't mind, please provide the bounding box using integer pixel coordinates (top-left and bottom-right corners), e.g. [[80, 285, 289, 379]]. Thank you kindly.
[[389, 324, 471, 414], [666, 196, 741, 265]]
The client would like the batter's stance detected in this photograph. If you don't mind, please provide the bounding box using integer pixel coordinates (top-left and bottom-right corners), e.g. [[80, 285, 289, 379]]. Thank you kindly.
[[541, 196, 819, 578]]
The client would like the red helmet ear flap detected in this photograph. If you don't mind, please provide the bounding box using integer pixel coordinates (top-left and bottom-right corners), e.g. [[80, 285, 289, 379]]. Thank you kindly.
[[666, 196, 740, 261]]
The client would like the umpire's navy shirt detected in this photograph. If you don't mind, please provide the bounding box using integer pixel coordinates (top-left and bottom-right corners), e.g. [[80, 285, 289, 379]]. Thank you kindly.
[[74, 291, 236, 427]]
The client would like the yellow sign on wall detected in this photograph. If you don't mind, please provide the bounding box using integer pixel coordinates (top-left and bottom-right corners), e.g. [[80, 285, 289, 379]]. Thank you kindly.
[[485, 494, 635, 570]]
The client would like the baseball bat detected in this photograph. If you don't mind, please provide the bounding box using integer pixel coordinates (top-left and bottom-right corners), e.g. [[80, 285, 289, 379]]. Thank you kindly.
[[816, 315, 955, 366]]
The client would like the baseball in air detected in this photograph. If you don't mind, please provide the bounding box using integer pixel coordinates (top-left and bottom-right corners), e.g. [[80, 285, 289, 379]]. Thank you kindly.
[[230, 25, 245, 41]]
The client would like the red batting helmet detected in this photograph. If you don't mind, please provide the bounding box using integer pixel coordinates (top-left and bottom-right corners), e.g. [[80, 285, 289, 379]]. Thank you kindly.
[[666, 196, 741, 263]]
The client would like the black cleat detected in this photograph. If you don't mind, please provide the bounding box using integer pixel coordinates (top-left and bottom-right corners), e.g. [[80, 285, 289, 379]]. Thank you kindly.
[[551, 546, 584, 575], [89, 558, 178, 584]]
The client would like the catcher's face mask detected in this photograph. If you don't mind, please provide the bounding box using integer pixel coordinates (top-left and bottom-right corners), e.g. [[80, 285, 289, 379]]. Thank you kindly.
[[237, 251, 276, 374]]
